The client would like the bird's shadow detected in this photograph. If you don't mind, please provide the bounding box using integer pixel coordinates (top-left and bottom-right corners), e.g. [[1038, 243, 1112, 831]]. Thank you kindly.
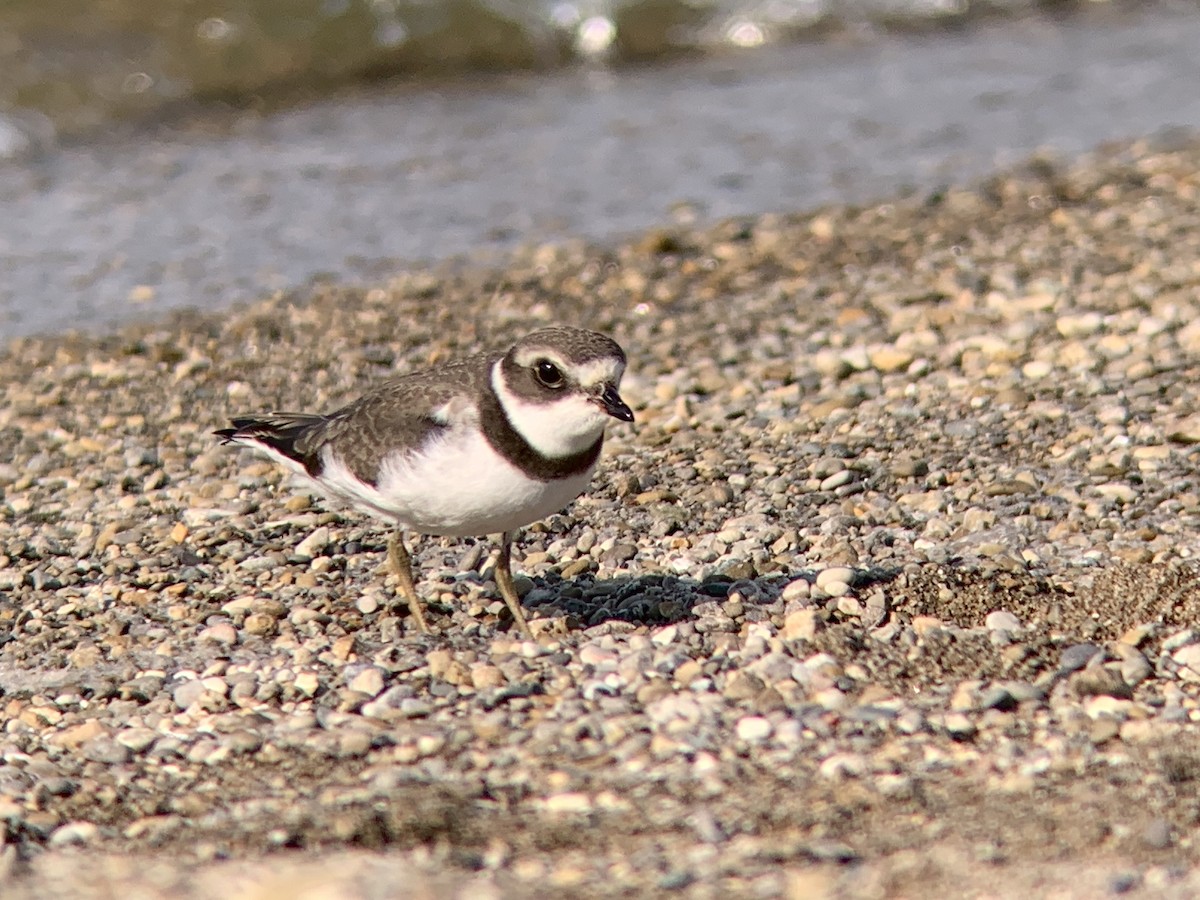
[[503, 563, 902, 633], [516, 570, 789, 630]]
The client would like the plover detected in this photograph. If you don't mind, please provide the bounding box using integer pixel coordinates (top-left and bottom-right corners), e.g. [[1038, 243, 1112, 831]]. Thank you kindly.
[[215, 326, 633, 639]]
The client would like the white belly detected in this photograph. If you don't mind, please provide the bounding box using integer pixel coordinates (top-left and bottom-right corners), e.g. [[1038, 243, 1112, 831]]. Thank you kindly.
[[314, 429, 596, 537]]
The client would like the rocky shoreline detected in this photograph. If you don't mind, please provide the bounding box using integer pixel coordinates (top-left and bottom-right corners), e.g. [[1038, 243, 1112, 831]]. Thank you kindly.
[[5, 136, 1200, 896]]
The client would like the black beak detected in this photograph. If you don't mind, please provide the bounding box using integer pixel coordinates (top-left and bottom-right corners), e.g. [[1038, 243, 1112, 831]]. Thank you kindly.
[[597, 384, 634, 422]]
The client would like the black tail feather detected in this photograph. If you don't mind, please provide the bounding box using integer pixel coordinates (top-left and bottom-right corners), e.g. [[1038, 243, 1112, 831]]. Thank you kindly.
[[214, 413, 327, 476]]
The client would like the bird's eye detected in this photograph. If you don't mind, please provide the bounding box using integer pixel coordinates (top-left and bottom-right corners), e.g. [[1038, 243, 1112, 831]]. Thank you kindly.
[[535, 360, 564, 388]]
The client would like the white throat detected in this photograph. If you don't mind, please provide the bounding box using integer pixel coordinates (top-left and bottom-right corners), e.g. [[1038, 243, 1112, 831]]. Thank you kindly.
[[491, 361, 610, 459]]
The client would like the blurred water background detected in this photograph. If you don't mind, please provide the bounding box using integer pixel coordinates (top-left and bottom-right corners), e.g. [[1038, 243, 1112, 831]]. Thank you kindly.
[[2, 0, 1199, 336]]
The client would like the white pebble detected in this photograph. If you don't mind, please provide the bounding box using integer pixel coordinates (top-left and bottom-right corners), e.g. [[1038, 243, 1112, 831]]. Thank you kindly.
[[49, 821, 98, 848], [294, 525, 331, 559], [985, 610, 1022, 632], [735, 716, 772, 742], [815, 567, 855, 590]]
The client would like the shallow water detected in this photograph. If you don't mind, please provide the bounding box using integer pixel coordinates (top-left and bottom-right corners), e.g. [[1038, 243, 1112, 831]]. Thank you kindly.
[[3, 2, 1200, 338]]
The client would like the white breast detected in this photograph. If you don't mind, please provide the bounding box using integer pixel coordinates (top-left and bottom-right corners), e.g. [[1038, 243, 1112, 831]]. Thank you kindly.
[[316, 428, 596, 537]]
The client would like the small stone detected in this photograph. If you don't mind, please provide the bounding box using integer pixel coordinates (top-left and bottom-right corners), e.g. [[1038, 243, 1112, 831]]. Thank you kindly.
[[941, 713, 976, 741], [912, 616, 943, 637], [290, 607, 323, 626], [294, 525, 330, 559], [818, 753, 866, 780], [868, 347, 914, 373], [84, 738, 132, 765], [441, 660, 471, 686], [781, 579, 810, 602], [1095, 482, 1136, 503], [22, 811, 61, 840], [427, 649, 454, 680], [580, 644, 618, 667], [890, 458, 929, 478], [338, 730, 373, 757], [651, 625, 679, 645], [294, 672, 320, 697], [1118, 623, 1155, 648], [735, 716, 772, 742], [48, 821, 98, 848], [815, 567, 855, 590], [1059, 643, 1102, 673], [674, 659, 703, 685], [1108, 872, 1141, 895], [470, 665, 506, 690], [1163, 629, 1198, 652], [172, 680, 210, 710], [985, 610, 1022, 632], [199, 623, 237, 646], [1172, 644, 1200, 682], [1070, 668, 1133, 700], [979, 687, 1018, 712], [357, 595, 380, 615], [783, 609, 819, 642], [1056, 312, 1103, 338], [543, 792, 592, 814], [1089, 718, 1121, 745], [1142, 818, 1173, 850], [349, 667, 386, 698], [222, 597, 254, 616], [824, 580, 853, 599], [819, 470, 854, 492], [560, 559, 592, 579], [1118, 650, 1153, 688], [116, 728, 158, 753], [721, 559, 754, 580], [1167, 417, 1200, 444], [724, 672, 766, 701], [243, 613, 276, 636], [1022, 359, 1053, 379]]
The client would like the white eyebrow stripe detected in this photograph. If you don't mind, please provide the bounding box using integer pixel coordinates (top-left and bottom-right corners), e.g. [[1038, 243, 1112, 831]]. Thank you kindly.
[[573, 358, 624, 388], [510, 350, 624, 389], [513, 348, 571, 371]]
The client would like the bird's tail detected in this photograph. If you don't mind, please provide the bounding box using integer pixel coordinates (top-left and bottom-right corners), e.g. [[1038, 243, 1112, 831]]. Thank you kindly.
[[215, 413, 328, 476]]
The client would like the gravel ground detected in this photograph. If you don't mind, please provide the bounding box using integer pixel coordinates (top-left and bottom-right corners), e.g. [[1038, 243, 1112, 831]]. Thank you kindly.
[[6, 135, 1200, 897]]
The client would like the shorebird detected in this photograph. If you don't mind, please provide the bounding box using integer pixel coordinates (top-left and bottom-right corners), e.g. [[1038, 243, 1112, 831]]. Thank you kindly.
[[216, 326, 633, 638]]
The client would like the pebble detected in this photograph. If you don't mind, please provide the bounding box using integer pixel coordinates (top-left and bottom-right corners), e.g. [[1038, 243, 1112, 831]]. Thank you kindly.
[[984, 610, 1022, 632], [348, 667, 386, 698], [173, 679, 212, 710], [1171, 644, 1200, 682], [735, 716, 773, 742], [1059, 643, 1103, 674], [47, 822, 98, 848], [814, 566, 856, 590], [199, 623, 238, 646], [293, 525, 331, 559], [783, 609, 820, 642], [780, 579, 810, 602], [294, 673, 321, 697]]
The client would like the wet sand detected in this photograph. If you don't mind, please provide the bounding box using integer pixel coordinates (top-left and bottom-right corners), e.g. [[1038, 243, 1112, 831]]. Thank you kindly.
[[4, 135, 1200, 896]]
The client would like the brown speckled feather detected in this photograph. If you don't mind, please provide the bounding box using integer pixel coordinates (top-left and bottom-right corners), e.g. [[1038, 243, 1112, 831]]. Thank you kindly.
[[310, 354, 496, 484], [216, 354, 495, 484]]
